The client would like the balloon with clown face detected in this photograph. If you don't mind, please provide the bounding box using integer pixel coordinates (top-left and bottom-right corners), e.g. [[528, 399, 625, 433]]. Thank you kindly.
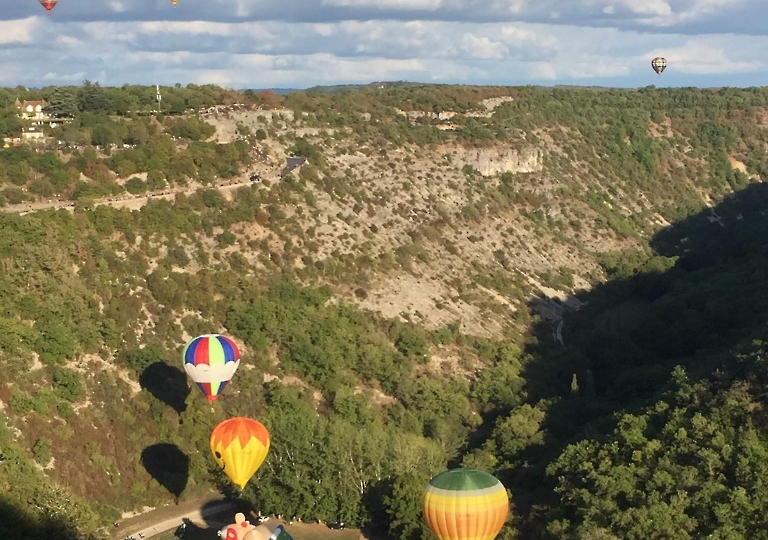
[[218, 514, 295, 540]]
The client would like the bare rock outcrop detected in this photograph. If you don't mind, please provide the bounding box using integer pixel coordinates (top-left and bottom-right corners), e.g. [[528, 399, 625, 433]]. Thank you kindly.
[[452, 146, 543, 176]]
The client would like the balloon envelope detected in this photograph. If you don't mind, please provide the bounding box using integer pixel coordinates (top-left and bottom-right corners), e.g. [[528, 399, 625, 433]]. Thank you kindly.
[[651, 57, 667, 75], [218, 518, 295, 540], [38, 0, 58, 14], [210, 417, 270, 489], [183, 334, 240, 404], [423, 468, 509, 540]]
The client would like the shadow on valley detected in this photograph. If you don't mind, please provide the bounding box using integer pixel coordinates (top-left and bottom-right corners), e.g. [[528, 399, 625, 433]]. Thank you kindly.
[[503, 182, 768, 536], [198, 500, 249, 529], [174, 519, 218, 540], [0, 495, 89, 540], [141, 444, 190, 504], [140, 362, 190, 414]]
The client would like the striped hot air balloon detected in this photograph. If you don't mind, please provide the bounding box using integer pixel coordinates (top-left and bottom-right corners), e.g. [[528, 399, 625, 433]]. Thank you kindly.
[[423, 468, 509, 540], [182, 334, 241, 404], [651, 57, 667, 75], [210, 417, 270, 489]]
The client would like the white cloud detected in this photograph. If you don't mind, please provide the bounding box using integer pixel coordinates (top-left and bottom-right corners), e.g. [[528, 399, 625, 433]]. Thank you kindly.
[[313, 23, 335, 36], [461, 33, 508, 59], [109, 1, 127, 13], [0, 17, 38, 44], [43, 71, 86, 81], [321, 0, 443, 8], [141, 20, 234, 35], [491, 0, 528, 13], [500, 25, 559, 49], [55, 35, 82, 48], [611, 0, 672, 15], [0, 0, 766, 88], [529, 62, 557, 79], [636, 0, 749, 25], [530, 54, 631, 79], [646, 40, 761, 73]]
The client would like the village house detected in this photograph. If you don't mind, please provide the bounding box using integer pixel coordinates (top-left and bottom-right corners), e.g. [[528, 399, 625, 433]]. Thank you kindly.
[[21, 126, 46, 142], [15, 99, 49, 123]]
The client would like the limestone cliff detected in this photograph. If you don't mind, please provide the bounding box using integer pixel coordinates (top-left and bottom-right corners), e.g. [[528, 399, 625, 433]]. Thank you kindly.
[[452, 146, 543, 176]]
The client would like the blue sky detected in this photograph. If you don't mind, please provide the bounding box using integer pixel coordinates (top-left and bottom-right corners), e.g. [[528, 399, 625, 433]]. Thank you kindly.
[[1, 0, 766, 89]]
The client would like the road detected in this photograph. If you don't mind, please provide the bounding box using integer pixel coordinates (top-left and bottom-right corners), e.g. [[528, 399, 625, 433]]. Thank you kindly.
[[0, 177, 263, 216], [119, 500, 236, 540]]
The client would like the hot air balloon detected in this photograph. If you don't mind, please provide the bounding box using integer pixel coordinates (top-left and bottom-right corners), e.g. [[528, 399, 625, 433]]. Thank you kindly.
[[171, 0, 178, 6], [210, 417, 270, 489], [183, 334, 241, 405], [218, 513, 296, 540], [651, 57, 667, 75], [423, 468, 509, 540], [38, 0, 59, 16]]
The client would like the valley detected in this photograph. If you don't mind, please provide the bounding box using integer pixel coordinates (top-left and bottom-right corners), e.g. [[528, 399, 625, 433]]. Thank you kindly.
[[2, 83, 768, 540]]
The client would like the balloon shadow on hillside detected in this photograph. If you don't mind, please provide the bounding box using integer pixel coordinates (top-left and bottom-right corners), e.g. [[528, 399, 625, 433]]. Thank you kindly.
[[141, 443, 190, 505], [502, 182, 768, 536], [140, 362, 190, 414], [197, 500, 252, 529], [174, 519, 218, 540], [0, 495, 84, 540]]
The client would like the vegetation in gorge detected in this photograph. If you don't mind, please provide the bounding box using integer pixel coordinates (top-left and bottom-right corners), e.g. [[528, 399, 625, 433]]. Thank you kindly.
[[2, 82, 768, 540]]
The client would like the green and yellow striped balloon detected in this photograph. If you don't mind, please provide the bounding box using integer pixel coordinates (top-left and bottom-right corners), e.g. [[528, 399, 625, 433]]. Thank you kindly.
[[423, 468, 509, 540]]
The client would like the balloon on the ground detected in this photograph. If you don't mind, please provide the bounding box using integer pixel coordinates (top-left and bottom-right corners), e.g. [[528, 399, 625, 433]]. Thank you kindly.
[[183, 334, 240, 404], [210, 417, 270, 489], [423, 468, 509, 540], [218, 516, 295, 540], [652, 57, 667, 75]]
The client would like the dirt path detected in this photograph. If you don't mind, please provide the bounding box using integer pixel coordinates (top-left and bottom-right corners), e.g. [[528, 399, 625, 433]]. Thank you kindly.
[[112, 494, 235, 540], [0, 177, 269, 216]]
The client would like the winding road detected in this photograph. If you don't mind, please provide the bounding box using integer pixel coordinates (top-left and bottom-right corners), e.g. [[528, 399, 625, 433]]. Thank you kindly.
[[115, 499, 235, 540], [0, 177, 265, 216]]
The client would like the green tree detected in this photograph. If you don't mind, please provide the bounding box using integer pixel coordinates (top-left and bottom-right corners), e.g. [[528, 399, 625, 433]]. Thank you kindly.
[[31, 438, 53, 465], [44, 87, 78, 118], [51, 367, 84, 402]]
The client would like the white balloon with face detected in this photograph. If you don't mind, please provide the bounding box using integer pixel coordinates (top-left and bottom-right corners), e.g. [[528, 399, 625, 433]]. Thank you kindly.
[[184, 359, 240, 384]]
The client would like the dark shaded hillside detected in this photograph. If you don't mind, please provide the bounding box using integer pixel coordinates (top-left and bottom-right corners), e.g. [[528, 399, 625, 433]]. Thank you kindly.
[[478, 182, 768, 539]]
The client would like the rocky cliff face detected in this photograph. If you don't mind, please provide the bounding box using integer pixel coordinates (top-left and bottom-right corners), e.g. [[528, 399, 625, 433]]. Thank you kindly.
[[452, 146, 543, 176]]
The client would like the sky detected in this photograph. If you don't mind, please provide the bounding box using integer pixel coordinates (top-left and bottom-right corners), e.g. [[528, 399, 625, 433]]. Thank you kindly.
[[1, 0, 766, 89]]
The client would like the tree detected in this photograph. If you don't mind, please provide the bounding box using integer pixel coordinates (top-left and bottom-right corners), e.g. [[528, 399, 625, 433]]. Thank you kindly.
[[383, 473, 432, 540], [51, 367, 84, 402], [32, 438, 53, 465], [125, 177, 147, 194], [44, 87, 78, 118], [34, 318, 77, 365], [78, 80, 112, 113]]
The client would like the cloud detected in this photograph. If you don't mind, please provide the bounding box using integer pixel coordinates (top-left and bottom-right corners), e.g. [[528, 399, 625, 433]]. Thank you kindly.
[[0, 0, 767, 88], [646, 39, 761, 73], [461, 34, 508, 59], [0, 17, 38, 44], [43, 71, 87, 81], [55, 35, 82, 49], [321, 0, 444, 9]]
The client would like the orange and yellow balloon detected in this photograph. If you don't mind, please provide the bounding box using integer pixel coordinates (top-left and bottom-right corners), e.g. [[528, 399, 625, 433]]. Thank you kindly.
[[210, 417, 270, 489], [171, 0, 178, 6], [423, 468, 509, 540]]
